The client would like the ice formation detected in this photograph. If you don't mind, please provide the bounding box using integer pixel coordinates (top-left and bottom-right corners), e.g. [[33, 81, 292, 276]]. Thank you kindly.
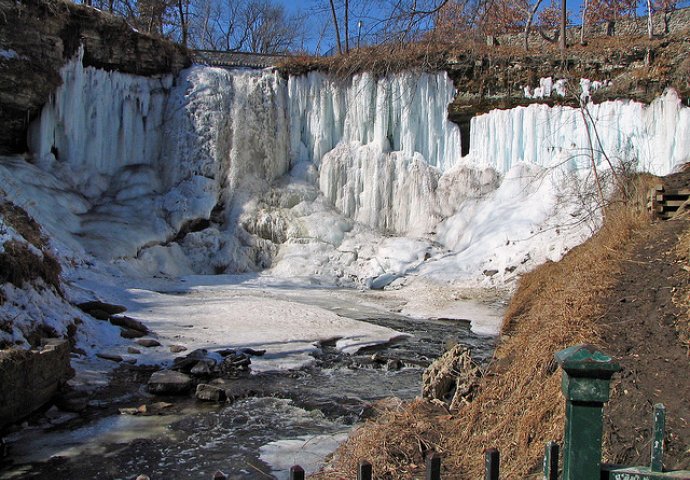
[[15, 52, 690, 284], [470, 90, 690, 175], [1, 49, 689, 349]]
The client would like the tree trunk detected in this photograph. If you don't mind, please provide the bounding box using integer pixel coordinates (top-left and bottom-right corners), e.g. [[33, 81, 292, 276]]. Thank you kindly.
[[344, 0, 349, 53], [606, 20, 615, 35], [580, 0, 588, 44], [328, 0, 343, 55], [524, 0, 544, 51], [560, 0, 567, 50], [647, 0, 654, 38], [177, 0, 188, 48], [663, 11, 671, 34]]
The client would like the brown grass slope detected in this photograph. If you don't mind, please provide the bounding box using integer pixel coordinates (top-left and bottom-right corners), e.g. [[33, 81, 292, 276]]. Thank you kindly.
[[319, 174, 690, 478]]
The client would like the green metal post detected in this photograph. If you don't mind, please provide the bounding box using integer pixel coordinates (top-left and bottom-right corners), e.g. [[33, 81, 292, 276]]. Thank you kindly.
[[543, 441, 559, 480], [555, 345, 621, 480], [651, 403, 666, 472]]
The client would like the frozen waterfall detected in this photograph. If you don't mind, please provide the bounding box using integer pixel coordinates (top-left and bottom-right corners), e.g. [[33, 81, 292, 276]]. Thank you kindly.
[[16, 52, 690, 284], [469, 91, 690, 175]]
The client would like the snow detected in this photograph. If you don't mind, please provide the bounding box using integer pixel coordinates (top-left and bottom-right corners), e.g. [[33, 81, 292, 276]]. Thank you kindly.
[[259, 432, 350, 479], [72, 275, 408, 372], [1, 49, 689, 370], [0, 49, 19, 60]]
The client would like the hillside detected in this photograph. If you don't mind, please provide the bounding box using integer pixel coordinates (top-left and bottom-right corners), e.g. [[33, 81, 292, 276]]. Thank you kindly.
[[319, 173, 690, 478]]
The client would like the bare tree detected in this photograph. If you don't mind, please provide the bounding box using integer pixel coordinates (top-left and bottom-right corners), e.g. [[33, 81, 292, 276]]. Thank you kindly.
[[186, 0, 302, 52], [586, 0, 630, 36], [653, 0, 679, 34], [328, 0, 344, 54]]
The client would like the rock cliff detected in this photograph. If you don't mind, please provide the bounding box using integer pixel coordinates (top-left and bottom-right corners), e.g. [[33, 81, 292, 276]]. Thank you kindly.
[[0, 0, 189, 154]]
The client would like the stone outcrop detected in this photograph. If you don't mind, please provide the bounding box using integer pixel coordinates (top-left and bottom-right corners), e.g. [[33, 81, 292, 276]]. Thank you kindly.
[[0, 339, 73, 430], [147, 370, 193, 395], [0, 0, 190, 154]]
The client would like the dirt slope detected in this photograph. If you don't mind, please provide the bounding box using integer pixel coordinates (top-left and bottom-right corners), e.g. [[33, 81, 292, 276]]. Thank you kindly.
[[602, 174, 690, 470]]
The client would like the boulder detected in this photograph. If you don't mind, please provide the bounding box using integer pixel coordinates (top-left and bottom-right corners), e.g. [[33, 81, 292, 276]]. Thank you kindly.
[[136, 339, 161, 348], [120, 328, 146, 339], [220, 353, 251, 375], [172, 349, 213, 373], [96, 352, 123, 362], [109, 315, 150, 334], [190, 359, 218, 377], [54, 390, 89, 413], [386, 359, 403, 371], [170, 345, 187, 353], [147, 370, 192, 395], [77, 301, 127, 318], [195, 384, 226, 402]]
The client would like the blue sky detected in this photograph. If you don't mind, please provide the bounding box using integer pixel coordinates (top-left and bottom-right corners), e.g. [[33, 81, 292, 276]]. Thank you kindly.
[[272, 0, 682, 53]]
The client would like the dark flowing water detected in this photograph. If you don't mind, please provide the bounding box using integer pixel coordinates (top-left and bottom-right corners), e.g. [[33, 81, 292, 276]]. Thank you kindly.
[[0, 296, 498, 480]]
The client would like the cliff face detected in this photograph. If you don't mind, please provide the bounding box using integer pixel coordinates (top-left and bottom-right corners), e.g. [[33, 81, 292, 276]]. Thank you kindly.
[[0, 0, 190, 154], [443, 31, 690, 154]]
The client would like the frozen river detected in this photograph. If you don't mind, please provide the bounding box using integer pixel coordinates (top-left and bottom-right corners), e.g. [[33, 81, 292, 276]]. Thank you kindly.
[[1, 280, 502, 479]]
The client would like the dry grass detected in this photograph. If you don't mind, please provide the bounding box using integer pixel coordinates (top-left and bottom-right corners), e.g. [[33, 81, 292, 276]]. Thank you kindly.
[[278, 42, 451, 79], [0, 240, 61, 296], [0, 201, 46, 250], [0, 201, 61, 306], [319, 175, 654, 479]]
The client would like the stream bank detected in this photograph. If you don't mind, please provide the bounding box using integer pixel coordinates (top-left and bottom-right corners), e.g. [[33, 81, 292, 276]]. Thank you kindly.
[[0, 287, 502, 479]]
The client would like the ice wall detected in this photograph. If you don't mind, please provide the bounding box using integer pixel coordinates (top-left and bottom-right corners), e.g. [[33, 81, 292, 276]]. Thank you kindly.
[[20, 52, 690, 283], [288, 71, 462, 235], [26, 56, 291, 267], [28, 48, 172, 200], [469, 91, 690, 175], [288, 71, 461, 172]]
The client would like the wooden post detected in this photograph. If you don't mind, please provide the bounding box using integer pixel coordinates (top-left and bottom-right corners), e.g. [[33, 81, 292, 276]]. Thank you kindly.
[[543, 441, 559, 480], [651, 403, 666, 472], [290, 465, 305, 480], [358, 460, 373, 480], [426, 452, 441, 480], [485, 448, 500, 480]]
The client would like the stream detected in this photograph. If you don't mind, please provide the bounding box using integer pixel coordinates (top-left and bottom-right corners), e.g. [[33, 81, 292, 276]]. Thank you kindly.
[[0, 287, 501, 480]]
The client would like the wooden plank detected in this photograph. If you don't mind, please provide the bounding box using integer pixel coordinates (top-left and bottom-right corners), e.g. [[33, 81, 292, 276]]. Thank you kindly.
[[654, 184, 665, 192], [662, 200, 688, 208]]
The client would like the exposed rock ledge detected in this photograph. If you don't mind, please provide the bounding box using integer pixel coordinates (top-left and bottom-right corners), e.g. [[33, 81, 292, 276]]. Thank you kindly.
[[0, 0, 190, 154]]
